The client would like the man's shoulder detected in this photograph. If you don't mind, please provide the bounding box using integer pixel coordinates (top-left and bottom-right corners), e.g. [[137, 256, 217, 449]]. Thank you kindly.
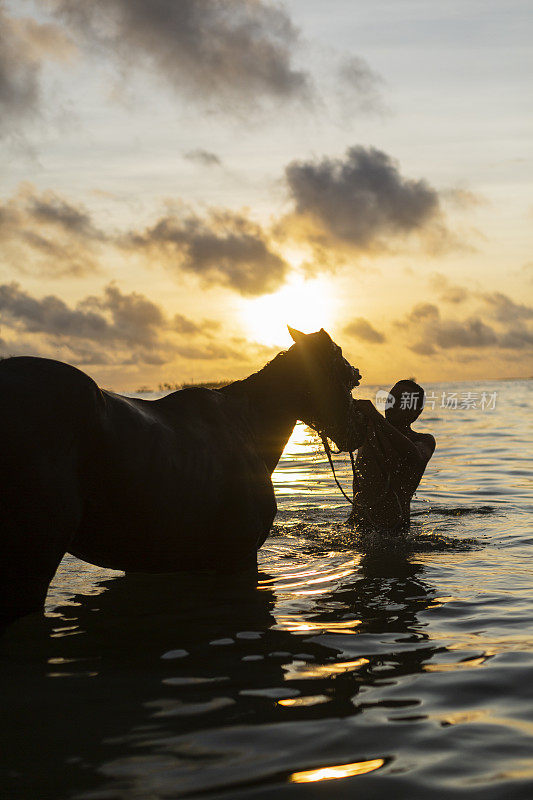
[[411, 431, 436, 461]]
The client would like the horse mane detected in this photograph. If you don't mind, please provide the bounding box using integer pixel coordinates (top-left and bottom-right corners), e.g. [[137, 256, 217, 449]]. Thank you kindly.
[[222, 348, 291, 397]]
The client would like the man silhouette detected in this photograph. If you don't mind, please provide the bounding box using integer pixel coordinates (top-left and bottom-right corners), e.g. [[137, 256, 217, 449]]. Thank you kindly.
[[348, 380, 436, 532]]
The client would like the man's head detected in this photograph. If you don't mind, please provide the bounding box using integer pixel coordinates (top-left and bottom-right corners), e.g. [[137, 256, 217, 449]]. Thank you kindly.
[[385, 379, 425, 426]]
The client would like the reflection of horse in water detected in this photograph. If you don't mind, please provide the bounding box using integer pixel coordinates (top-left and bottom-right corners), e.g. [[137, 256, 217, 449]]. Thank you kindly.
[[0, 327, 365, 627], [0, 550, 443, 799]]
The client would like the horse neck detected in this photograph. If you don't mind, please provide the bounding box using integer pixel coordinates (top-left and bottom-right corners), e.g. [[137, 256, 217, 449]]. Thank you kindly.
[[227, 352, 298, 474]]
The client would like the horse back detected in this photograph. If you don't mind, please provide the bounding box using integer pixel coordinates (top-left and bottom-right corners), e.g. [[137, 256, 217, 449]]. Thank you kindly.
[[0, 356, 101, 482]]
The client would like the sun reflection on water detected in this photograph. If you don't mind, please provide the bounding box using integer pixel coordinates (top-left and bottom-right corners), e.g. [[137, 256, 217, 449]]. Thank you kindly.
[[290, 758, 385, 783], [284, 658, 369, 680], [274, 617, 362, 634], [278, 695, 329, 708]]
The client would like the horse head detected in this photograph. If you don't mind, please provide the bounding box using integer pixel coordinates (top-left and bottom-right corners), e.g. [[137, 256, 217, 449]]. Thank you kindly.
[[286, 326, 365, 452]]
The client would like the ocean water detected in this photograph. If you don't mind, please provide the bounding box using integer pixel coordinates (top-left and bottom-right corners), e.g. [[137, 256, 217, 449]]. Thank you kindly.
[[1, 380, 532, 800]]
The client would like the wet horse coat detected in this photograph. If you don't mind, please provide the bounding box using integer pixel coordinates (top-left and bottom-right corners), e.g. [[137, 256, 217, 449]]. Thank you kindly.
[[0, 329, 362, 625]]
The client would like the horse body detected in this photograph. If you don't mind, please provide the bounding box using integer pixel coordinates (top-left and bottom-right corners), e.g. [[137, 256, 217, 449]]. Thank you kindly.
[[71, 386, 276, 573], [0, 328, 362, 625]]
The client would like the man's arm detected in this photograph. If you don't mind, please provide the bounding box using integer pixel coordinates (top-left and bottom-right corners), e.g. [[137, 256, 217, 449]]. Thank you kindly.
[[354, 399, 421, 461]]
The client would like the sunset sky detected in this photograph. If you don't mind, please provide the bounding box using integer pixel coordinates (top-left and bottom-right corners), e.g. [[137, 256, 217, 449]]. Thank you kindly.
[[1, 0, 532, 389]]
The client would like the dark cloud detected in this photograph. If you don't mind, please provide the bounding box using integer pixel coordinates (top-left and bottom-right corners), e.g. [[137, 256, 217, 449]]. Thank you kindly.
[[0, 282, 160, 350], [498, 324, 533, 350], [481, 291, 533, 323], [44, 0, 310, 110], [0, 2, 73, 136], [409, 340, 437, 356], [27, 192, 103, 238], [343, 317, 386, 344], [77, 284, 165, 347], [283, 146, 443, 253], [184, 149, 222, 167], [0, 186, 105, 276], [173, 314, 203, 336], [124, 209, 289, 296], [404, 303, 440, 323], [397, 300, 533, 356], [173, 315, 221, 337], [431, 317, 498, 349], [0, 282, 259, 366]]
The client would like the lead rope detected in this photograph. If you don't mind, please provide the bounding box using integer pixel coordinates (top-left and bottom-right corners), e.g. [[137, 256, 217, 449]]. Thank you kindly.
[[319, 433, 355, 506]]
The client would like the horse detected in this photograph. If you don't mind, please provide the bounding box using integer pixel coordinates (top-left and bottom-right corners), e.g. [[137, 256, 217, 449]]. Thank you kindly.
[[0, 326, 365, 627]]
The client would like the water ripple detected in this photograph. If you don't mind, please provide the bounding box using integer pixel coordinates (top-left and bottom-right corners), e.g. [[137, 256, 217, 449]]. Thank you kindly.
[[1, 380, 532, 799]]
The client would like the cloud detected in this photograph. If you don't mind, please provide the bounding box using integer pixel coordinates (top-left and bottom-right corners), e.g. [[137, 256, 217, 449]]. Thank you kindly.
[[0, 282, 161, 352], [336, 55, 386, 115], [396, 298, 533, 356], [0, 185, 105, 276], [123, 146, 444, 293], [431, 317, 498, 349], [428, 276, 533, 323], [77, 284, 165, 348], [0, 185, 285, 295], [0, 2, 74, 137], [3, 139, 452, 293], [481, 291, 533, 323], [172, 314, 203, 336], [343, 317, 386, 343], [404, 303, 440, 323], [27, 192, 103, 238], [43, 0, 311, 110], [429, 273, 470, 304], [409, 340, 437, 356], [1, 186, 289, 294], [498, 324, 533, 350], [0, 282, 260, 367], [123, 208, 289, 296], [282, 146, 444, 256], [184, 149, 222, 167]]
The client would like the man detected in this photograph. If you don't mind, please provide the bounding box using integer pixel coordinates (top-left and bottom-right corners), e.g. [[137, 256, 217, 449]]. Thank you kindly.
[[348, 379, 436, 533]]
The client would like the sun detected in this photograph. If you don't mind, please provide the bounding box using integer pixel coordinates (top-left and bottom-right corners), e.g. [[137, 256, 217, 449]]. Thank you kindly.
[[241, 275, 336, 346]]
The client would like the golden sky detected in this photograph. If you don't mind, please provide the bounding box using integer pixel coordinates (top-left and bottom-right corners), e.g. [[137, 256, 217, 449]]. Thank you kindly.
[[1, 0, 532, 389]]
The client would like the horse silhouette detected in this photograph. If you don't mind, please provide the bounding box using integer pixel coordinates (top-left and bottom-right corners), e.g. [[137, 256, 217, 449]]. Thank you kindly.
[[0, 326, 365, 627]]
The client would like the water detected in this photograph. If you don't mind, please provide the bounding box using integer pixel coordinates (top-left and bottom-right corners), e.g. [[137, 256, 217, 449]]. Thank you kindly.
[[1, 380, 532, 799]]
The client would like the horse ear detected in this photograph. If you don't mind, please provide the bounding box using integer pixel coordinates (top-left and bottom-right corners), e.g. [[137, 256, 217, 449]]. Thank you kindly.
[[319, 328, 333, 343], [287, 325, 306, 343]]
